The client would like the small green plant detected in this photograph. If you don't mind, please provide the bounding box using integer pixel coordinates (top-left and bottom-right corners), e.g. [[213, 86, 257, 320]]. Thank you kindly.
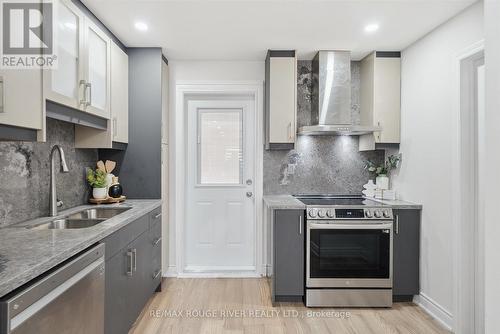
[[86, 169, 107, 188], [365, 154, 401, 176]]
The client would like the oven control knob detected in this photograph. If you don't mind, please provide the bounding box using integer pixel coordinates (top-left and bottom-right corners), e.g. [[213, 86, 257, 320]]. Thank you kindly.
[[317, 209, 326, 218], [383, 210, 391, 218], [365, 210, 373, 218], [374, 210, 382, 218], [326, 209, 334, 218], [308, 209, 317, 218]]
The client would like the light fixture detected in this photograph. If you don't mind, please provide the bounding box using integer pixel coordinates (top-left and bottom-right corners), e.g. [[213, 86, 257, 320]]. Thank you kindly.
[[134, 21, 148, 32], [364, 23, 379, 33]]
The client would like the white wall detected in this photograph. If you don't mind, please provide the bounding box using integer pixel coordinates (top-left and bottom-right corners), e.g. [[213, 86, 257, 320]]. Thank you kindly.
[[391, 2, 483, 328], [167, 61, 265, 274], [484, 1, 500, 332]]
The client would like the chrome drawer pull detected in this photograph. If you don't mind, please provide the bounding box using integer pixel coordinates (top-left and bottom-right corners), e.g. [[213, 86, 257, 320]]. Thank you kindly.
[[132, 248, 137, 272], [153, 270, 161, 280], [154, 213, 162, 219], [126, 250, 133, 276], [153, 237, 162, 246]]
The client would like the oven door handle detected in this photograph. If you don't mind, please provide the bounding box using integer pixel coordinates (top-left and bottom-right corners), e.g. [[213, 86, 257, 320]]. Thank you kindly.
[[308, 222, 393, 230]]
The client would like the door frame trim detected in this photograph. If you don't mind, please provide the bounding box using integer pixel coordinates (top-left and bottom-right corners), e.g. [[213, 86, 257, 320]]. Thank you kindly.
[[451, 40, 485, 334], [173, 81, 264, 277]]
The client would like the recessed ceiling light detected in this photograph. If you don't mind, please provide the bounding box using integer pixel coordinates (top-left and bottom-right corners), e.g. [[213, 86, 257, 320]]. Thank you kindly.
[[364, 23, 379, 33], [134, 21, 148, 32]]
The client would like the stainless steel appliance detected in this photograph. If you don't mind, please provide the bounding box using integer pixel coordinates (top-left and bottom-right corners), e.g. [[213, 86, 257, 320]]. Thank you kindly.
[[0, 244, 105, 334], [296, 195, 393, 307]]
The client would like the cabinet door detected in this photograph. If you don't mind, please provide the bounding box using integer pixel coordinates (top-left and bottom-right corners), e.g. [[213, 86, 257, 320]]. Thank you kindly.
[[268, 56, 296, 144], [44, 0, 83, 110], [104, 247, 139, 334], [0, 69, 42, 130], [83, 19, 110, 119], [110, 42, 129, 143], [393, 209, 420, 296], [273, 210, 304, 298], [373, 56, 401, 143]]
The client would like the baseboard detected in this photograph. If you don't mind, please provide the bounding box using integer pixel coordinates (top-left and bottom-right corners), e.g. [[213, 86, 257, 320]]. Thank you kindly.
[[164, 265, 178, 277], [414, 293, 453, 331]]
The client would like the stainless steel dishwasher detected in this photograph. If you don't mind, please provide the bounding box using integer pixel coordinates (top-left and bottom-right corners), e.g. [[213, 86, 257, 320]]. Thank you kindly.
[[0, 244, 105, 334]]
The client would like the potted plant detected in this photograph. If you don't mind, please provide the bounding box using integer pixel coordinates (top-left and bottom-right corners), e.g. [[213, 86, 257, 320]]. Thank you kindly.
[[87, 168, 108, 199], [365, 154, 401, 190]]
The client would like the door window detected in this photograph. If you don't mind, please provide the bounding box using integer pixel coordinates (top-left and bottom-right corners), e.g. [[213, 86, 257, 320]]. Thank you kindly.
[[197, 109, 243, 185]]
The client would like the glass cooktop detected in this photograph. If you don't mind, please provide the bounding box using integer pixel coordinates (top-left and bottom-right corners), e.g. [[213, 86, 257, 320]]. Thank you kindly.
[[293, 195, 380, 206]]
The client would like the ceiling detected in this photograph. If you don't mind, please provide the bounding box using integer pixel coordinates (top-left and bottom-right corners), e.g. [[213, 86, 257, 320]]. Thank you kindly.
[[82, 0, 477, 61]]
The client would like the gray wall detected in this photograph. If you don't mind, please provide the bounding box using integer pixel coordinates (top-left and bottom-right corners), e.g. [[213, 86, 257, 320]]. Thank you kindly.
[[99, 48, 163, 199], [0, 119, 97, 226], [263, 60, 384, 195]]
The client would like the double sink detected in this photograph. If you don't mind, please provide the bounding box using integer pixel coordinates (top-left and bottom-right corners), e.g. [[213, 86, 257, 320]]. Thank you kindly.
[[28, 207, 131, 230]]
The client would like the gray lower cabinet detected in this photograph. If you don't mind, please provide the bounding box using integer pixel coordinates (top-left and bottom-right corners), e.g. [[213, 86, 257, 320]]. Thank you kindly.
[[393, 209, 421, 299], [103, 207, 162, 334], [272, 209, 304, 302]]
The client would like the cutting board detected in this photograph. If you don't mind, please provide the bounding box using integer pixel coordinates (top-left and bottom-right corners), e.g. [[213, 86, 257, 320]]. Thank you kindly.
[[89, 196, 126, 204]]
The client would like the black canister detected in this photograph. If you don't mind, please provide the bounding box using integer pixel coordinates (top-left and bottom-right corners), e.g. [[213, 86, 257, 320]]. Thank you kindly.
[[108, 176, 123, 198]]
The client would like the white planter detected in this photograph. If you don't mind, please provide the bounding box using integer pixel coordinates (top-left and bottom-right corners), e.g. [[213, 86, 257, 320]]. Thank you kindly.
[[92, 187, 107, 199], [376, 175, 390, 190]]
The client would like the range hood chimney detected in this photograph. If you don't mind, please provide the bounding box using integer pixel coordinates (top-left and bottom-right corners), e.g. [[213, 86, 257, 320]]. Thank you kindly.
[[298, 50, 381, 136]]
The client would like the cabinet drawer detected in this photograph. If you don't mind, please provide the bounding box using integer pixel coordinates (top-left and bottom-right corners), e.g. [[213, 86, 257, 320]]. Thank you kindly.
[[102, 214, 148, 260], [149, 207, 162, 229]]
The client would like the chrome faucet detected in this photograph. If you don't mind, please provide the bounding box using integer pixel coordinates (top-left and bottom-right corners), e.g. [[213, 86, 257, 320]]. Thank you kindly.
[[49, 145, 69, 216]]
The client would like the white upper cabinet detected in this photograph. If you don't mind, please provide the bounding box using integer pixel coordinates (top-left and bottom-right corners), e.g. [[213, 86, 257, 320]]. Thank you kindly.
[[0, 69, 43, 131], [110, 42, 129, 143], [360, 51, 401, 144], [84, 20, 111, 118], [44, 0, 83, 110], [74, 41, 128, 148], [44, 0, 110, 119], [265, 50, 297, 150]]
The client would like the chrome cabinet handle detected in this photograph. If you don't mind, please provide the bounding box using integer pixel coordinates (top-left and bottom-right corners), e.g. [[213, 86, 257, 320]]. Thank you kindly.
[[299, 215, 302, 235], [126, 250, 133, 276], [153, 237, 162, 246], [395, 215, 399, 235], [113, 117, 117, 138], [86, 83, 92, 106], [79, 80, 87, 106], [154, 212, 162, 219], [153, 269, 161, 280], [132, 248, 137, 272], [0, 76, 4, 113], [246, 192, 253, 198]]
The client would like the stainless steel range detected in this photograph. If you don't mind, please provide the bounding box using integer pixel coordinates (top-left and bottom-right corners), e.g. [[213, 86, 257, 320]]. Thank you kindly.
[[295, 195, 393, 308]]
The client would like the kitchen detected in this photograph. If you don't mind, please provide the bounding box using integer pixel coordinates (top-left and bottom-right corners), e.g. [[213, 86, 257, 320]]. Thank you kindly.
[[1, 0, 499, 333]]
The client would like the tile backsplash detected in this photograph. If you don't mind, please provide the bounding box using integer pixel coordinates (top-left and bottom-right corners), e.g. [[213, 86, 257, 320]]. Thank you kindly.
[[263, 60, 384, 195], [0, 119, 97, 226]]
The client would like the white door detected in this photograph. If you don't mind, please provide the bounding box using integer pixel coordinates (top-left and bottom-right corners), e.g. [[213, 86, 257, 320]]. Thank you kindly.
[[185, 98, 256, 273]]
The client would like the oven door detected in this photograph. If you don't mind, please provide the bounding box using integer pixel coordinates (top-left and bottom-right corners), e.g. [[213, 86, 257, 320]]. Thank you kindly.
[[306, 221, 393, 288]]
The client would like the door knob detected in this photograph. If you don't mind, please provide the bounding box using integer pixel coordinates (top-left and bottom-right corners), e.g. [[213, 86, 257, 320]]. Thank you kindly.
[[246, 179, 253, 185], [246, 192, 253, 198]]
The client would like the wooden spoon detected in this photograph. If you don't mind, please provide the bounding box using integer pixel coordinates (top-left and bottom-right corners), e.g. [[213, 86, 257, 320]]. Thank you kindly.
[[105, 160, 116, 174], [96, 160, 106, 173]]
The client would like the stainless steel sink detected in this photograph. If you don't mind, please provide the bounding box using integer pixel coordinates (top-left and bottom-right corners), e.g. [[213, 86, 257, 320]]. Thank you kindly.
[[66, 207, 131, 220], [27, 207, 131, 230], [29, 218, 106, 230]]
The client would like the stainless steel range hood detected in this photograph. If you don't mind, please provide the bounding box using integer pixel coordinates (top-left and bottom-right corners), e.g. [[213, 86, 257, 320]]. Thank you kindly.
[[298, 51, 381, 136]]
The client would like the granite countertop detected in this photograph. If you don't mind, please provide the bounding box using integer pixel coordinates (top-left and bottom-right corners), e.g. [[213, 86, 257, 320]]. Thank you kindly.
[[263, 195, 306, 209], [0, 199, 161, 298], [263, 195, 421, 210]]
